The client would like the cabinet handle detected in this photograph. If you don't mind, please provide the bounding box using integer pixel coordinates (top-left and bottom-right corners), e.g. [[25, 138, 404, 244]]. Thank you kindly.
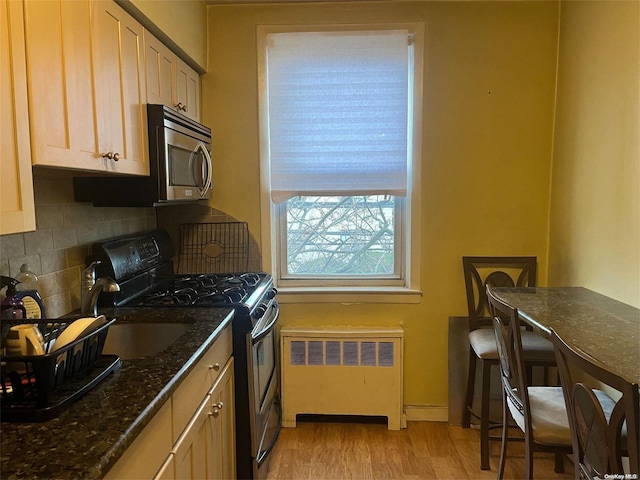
[[209, 363, 220, 371], [101, 152, 119, 161], [209, 403, 223, 418], [175, 102, 186, 112]]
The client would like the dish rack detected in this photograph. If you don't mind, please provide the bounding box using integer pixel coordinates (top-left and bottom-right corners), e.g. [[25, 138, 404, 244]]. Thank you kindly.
[[177, 222, 250, 274], [0, 317, 120, 422]]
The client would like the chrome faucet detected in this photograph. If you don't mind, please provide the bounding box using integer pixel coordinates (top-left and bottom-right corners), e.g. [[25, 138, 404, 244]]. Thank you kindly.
[[81, 261, 120, 316]]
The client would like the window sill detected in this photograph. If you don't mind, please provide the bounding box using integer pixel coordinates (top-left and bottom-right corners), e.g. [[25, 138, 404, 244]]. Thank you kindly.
[[274, 286, 423, 304]]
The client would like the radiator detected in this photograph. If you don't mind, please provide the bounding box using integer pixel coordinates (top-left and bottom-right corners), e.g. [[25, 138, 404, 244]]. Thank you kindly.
[[280, 326, 404, 430]]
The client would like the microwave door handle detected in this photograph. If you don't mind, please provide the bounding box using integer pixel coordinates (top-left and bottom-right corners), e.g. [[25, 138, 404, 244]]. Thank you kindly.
[[190, 153, 203, 188], [195, 142, 213, 196]]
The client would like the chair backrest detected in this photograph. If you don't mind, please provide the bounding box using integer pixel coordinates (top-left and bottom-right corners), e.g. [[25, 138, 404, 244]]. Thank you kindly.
[[486, 285, 533, 439], [463, 256, 537, 330], [551, 330, 639, 477]]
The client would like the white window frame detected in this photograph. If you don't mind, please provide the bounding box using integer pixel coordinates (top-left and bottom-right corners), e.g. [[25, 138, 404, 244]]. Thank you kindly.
[[258, 23, 424, 304]]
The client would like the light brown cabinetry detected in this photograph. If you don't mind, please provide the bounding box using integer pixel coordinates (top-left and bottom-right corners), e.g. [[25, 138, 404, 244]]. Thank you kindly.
[[91, 0, 148, 175], [145, 32, 201, 121], [176, 58, 201, 121], [23, 0, 148, 175], [0, 0, 35, 234], [173, 359, 236, 480], [105, 322, 235, 480]]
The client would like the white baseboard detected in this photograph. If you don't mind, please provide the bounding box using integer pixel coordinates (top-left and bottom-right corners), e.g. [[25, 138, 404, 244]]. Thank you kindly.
[[404, 404, 448, 422]]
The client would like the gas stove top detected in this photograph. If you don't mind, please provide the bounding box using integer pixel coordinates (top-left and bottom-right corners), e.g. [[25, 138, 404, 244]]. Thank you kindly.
[[89, 229, 273, 311], [136, 273, 267, 307]]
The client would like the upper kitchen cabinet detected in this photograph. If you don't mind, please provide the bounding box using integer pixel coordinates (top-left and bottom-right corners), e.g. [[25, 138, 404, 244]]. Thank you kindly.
[[176, 58, 201, 122], [145, 32, 201, 122], [91, 0, 148, 175], [1, 0, 35, 234], [23, 0, 148, 176]]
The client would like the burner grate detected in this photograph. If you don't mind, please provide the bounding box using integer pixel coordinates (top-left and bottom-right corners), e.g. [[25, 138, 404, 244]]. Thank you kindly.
[[177, 222, 250, 274]]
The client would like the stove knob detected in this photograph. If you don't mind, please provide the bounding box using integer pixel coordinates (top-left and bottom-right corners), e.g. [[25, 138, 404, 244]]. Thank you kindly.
[[266, 288, 277, 299], [253, 304, 267, 318]]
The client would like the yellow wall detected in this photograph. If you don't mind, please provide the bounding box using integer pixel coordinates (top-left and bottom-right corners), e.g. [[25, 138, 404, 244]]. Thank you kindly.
[[548, 0, 639, 308], [203, 1, 559, 411], [128, 0, 208, 69]]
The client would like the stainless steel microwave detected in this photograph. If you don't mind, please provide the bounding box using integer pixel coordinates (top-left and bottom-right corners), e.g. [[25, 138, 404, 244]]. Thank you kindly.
[[73, 105, 213, 207]]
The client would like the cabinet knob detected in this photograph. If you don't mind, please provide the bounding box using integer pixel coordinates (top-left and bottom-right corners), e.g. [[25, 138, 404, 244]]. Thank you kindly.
[[101, 152, 120, 161], [175, 102, 186, 112], [209, 363, 220, 371], [209, 403, 223, 418]]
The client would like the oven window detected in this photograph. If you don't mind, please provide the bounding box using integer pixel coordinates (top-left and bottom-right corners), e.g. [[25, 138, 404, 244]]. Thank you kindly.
[[168, 145, 195, 186], [254, 329, 276, 409]]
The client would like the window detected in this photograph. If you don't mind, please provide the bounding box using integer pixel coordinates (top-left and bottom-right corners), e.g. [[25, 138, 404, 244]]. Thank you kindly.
[[258, 25, 423, 299]]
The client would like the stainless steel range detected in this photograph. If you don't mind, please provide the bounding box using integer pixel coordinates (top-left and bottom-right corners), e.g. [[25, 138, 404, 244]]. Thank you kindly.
[[89, 228, 281, 480]]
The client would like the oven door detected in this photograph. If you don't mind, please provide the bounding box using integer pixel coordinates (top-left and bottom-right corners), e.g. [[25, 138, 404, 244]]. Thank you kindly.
[[164, 127, 212, 200], [247, 300, 281, 477]]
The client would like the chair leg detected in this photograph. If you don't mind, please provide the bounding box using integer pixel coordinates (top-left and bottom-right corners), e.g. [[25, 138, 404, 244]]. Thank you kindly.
[[497, 393, 509, 480], [524, 434, 534, 480], [553, 452, 564, 473], [462, 349, 477, 428], [480, 360, 492, 470]]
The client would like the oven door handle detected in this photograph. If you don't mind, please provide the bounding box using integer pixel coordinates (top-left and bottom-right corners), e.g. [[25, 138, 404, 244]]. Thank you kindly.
[[255, 396, 282, 465], [252, 303, 279, 344]]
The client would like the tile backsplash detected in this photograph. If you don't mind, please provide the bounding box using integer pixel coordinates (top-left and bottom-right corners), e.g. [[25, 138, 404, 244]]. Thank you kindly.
[[0, 170, 156, 318], [1, 170, 263, 319]]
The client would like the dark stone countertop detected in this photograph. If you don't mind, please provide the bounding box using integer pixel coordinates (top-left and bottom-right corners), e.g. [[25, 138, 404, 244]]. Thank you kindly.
[[0, 306, 234, 480], [492, 287, 640, 384]]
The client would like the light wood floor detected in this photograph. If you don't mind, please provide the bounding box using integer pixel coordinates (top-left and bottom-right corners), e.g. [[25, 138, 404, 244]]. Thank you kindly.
[[265, 419, 574, 479]]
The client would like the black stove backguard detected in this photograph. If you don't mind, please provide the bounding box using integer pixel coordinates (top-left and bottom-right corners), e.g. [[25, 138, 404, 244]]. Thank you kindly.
[[90, 229, 175, 307]]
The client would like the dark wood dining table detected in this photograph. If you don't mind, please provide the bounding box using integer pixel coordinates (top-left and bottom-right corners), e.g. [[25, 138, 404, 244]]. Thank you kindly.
[[492, 287, 640, 384]]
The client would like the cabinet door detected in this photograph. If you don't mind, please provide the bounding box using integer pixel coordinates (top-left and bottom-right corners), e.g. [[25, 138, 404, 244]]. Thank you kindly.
[[173, 394, 210, 480], [92, 0, 148, 175], [23, 0, 100, 171], [153, 454, 175, 480], [1, 0, 35, 235], [206, 359, 236, 480], [145, 31, 176, 108], [176, 58, 201, 121], [104, 401, 173, 480], [173, 358, 235, 480], [0, 0, 36, 235]]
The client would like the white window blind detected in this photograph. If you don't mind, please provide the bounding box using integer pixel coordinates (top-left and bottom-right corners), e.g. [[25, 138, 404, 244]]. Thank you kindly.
[[266, 30, 410, 204]]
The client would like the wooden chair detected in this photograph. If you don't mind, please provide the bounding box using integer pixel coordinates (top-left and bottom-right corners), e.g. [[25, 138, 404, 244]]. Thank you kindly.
[[486, 285, 572, 480], [551, 329, 639, 479], [462, 256, 557, 470]]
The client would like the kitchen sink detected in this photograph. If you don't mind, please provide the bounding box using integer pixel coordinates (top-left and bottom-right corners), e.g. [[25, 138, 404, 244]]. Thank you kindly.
[[102, 322, 190, 360]]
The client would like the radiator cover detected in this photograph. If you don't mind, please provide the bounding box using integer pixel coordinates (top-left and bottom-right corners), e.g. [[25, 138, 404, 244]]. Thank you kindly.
[[280, 326, 404, 430]]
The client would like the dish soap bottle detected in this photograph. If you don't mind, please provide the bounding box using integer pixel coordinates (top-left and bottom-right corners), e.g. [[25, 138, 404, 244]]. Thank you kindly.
[[1, 277, 27, 320], [15, 264, 46, 319]]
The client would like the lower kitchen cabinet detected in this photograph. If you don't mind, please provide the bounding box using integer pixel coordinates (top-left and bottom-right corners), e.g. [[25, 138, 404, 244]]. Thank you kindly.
[[174, 359, 235, 480], [154, 455, 175, 480], [104, 322, 235, 480], [206, 359, 236, 480], [105, 401, 173, 480]]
